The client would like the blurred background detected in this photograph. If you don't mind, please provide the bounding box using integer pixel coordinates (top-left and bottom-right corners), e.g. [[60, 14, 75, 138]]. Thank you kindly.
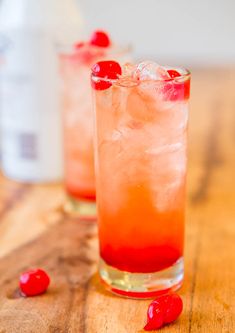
[[78, 0, 235, 66], [0, 0, 234, 184]]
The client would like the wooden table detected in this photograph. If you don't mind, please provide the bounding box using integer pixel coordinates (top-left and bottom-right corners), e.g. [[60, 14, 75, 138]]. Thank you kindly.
[[0, 68, 234, 332]]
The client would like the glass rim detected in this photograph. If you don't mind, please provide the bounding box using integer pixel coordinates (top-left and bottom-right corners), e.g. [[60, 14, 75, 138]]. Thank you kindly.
[[91, 66, 191, 85]]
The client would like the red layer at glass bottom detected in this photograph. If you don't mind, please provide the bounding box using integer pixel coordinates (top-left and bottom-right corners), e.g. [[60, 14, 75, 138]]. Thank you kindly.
[[101, 245, 182, 273], [67, 186, 96, 202]]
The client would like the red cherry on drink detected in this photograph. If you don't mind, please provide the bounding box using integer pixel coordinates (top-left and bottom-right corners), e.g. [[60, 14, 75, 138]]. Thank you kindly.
[[91, 60, 122, 90], [164, 69, 190, 101], [19, 268, 50, 297], [144, 293, 183, 331], [90, 30, 111, 48], [167, 69, 181, 78]]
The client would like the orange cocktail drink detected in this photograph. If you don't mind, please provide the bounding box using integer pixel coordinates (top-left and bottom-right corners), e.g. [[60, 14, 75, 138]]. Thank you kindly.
[[92, 60, 190, 297]]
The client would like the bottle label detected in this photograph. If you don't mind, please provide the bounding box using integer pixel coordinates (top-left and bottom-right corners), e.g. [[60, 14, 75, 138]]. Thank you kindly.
[[19, 132, 38, 160]]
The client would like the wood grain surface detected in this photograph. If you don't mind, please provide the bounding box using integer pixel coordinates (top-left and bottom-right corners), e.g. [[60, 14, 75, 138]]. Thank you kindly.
[[0, 68, 234, 332]]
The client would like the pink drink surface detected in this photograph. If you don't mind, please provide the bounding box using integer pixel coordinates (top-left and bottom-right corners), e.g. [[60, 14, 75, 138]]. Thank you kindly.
[[93, 63, 190, 273]]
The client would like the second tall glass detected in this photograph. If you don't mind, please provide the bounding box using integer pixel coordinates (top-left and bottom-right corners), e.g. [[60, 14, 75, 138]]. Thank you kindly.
[[59, 37, 129, 218]]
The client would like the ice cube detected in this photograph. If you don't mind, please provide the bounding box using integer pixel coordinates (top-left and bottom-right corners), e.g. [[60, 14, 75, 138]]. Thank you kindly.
[[126, 83, 161, 123], [122, 62, 135, 77], [118, 63, 138, 87], [133, 61, 171, 81]]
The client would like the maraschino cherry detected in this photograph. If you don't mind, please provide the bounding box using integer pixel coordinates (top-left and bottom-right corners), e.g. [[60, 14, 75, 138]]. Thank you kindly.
[[91, 60, 122, 90], [90, 30, 111, 48], [144, 293, 183, 331], [19, 268, 50, 297]]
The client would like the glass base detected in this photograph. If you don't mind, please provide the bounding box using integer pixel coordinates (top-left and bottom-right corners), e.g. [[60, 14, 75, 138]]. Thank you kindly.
[[99, 257, 184, 299], [64, 195, 97, 221]]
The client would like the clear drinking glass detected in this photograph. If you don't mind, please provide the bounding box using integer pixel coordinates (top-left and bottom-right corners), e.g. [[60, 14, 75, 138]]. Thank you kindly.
[[92, 62, 190, 297], [59, 44, 130, 218]]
